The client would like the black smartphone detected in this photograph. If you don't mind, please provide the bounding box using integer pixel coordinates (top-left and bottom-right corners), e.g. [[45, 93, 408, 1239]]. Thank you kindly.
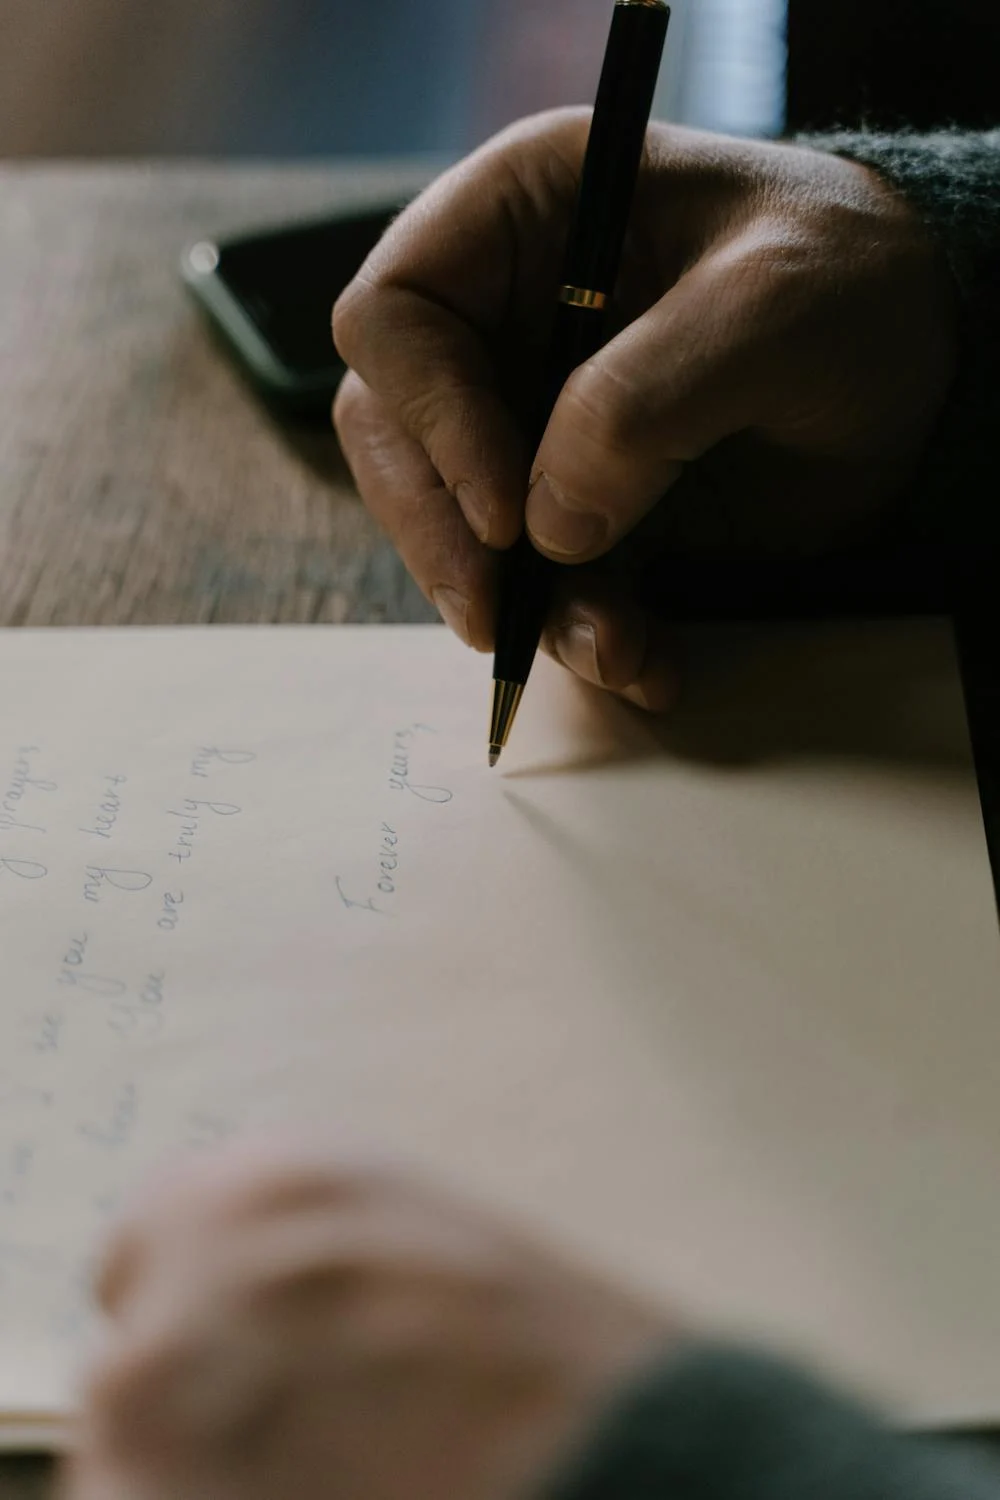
[[180, 204, 405, 418]]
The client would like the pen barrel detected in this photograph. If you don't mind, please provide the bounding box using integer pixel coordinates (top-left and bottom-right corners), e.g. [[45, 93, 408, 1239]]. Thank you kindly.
[[563, 1, 670, 299], [492, 0, 671, 694], [493, 532, 552, 686], [493, 301, 611, 686]]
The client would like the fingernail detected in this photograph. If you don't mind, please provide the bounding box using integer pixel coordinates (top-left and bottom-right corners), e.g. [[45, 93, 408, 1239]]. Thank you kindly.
[[622, 683, 651, 710], [455, 482, 492, 545], [432, 586, 472, 645], [528, 475, 607, 559], [552, 621, 603, 685]]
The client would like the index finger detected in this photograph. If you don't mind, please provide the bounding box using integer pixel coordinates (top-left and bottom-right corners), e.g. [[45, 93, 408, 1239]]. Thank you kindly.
[[332, 111, 590, 548]]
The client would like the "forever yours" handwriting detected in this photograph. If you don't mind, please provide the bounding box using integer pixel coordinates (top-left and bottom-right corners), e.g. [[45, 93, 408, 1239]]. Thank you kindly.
[[336, 724, 453, 917]]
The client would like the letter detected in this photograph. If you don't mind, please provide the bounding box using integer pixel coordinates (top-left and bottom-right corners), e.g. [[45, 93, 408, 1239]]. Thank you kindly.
[[203, 748, 255, 765], [335, 878, 387, 917], [63, 937, 87, 967], [85, 866, 152, 893], [0, 813, 46, 834], [1, 858, 46, 879], [406, 783, 454, 805]]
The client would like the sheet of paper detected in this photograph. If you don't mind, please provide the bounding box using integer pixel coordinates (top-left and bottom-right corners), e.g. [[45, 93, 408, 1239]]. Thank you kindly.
[[0, 621, 998, 1447]]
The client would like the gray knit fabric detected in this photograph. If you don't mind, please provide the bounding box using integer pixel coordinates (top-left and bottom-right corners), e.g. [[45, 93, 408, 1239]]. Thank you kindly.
[[547, 1345, 1000, 1500], [800, 129, 1000, 295]]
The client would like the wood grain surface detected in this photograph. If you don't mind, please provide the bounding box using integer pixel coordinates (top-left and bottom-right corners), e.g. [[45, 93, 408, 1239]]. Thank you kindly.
[[0, 159, 437, 1499], [0, 162, 437, 632]]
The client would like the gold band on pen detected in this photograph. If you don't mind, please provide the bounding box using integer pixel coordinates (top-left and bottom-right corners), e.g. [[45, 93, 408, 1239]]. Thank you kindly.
[[559, 285, 608, 310], [615, 0, 669, 9]]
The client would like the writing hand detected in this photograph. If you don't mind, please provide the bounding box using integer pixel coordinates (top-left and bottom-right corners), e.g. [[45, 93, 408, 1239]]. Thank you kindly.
[[61, 1141, 672, 1500], [334, 110, 956, 711]]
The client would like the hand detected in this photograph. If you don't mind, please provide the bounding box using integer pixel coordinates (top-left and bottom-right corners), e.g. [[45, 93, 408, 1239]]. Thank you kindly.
[[61, 1142, 672, 1500], [333, 110, 957, 712]]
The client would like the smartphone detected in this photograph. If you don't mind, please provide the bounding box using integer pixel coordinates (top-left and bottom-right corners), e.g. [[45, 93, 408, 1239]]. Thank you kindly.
[[181, 204, 405, 418]]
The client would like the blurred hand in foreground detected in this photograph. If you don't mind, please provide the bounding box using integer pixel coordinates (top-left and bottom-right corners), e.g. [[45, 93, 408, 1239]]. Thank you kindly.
[[62, 1141, 673, 1500]]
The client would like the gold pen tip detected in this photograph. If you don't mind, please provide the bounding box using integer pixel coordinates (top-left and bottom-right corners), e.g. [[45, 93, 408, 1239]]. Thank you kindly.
[[489, 680, 525, 770]]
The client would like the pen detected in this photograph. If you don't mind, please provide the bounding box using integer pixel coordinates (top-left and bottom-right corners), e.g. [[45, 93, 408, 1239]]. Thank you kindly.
[[489, 0, 671, 767]]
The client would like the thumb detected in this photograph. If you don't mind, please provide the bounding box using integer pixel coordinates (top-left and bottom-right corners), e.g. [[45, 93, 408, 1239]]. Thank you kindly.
[[525, 239, 789, 562]]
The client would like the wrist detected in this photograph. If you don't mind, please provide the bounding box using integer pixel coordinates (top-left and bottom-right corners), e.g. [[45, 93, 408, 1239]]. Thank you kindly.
[[794, 129, 1000, 299]]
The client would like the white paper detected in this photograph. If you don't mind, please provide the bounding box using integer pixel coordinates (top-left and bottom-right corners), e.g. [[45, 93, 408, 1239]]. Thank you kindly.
[[0, 621, 998, 1448]]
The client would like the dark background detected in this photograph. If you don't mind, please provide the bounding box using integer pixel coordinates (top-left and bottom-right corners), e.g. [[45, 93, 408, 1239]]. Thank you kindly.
[[3, 1, 996, 158], [787, 0, 1000, 131]]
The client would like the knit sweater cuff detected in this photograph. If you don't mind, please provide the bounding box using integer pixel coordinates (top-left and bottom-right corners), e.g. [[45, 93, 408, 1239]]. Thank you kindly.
[[545, 1344, 1000, 1500], [796, 129, 1000, 298]]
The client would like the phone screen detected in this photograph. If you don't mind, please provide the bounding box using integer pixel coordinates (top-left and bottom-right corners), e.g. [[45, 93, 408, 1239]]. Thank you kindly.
[[215, 208, 398, 376]]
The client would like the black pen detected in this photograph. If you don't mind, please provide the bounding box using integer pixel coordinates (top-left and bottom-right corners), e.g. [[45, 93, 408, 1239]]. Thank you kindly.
[[489, 0, 671, 767]]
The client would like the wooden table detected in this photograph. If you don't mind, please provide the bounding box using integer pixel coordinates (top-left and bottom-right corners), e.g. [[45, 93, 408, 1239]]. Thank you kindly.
[[0, 162, 436, 632], [0, 160, 436, 1499]]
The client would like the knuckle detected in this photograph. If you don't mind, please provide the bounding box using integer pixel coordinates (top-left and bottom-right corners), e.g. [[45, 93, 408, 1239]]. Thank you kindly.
[[562, 360, 649, 462], [396, 380, 451, 442], [395, 380, 475, 469], [232, 1245, 362, 1316], [196, 1143, 379, 1229]]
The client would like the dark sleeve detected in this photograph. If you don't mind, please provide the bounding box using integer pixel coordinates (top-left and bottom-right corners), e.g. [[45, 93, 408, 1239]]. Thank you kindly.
[[798, 130, 1000, 557], [544, 1344, 1000, 1500]]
